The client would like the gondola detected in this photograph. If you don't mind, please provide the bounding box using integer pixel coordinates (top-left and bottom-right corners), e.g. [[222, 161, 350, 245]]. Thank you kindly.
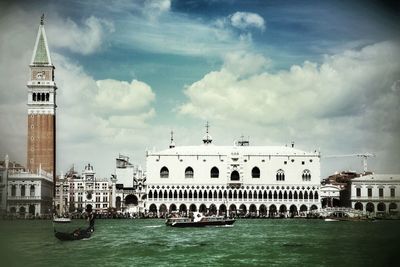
[[53, 212, 95, 241], [54, 226, 93, 241]]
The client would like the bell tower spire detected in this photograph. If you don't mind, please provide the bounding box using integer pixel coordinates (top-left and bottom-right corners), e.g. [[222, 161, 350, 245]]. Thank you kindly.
[[27, 14, 57, 183]]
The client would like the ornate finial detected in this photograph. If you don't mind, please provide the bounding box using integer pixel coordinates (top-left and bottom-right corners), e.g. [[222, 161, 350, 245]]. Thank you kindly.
[[203, 121, 212, 144], [40, 14, 44, 25], [169, 130, 176, 148]]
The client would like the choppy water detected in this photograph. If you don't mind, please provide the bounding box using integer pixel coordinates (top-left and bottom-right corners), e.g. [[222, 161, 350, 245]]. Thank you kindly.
[[1, 219, 399, 266]]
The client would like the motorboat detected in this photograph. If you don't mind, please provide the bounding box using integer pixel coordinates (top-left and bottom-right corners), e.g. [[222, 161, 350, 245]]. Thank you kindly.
[[165, 212, 235, 227], [53, 217, 71, 223]]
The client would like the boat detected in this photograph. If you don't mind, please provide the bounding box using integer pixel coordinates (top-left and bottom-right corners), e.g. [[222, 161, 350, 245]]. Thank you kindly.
[[54, 226, 93, 241], [53, 213, 95, 241], [165, 212, 235, 227], [53, 217, 71, 223], [324, 218, 339, 222]]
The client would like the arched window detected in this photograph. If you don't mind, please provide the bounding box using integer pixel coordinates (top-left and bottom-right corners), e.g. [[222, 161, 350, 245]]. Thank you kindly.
[[33, 93, 36, 101], [30, 185, 35, 197], [41, 93, 45, 101], [21, 185, 26, 197], [211, 167, 219, 178], [230, 171, 240, 181], [11, 185, 16, 196], [46, 93, 49, 101], [252, 167, 260, 178], [185, 167, 194, 178], [302, 169, 311, 181], [276, 169, 285, 181], [160, 166, 169, 178], [148, 190, 153, 200]]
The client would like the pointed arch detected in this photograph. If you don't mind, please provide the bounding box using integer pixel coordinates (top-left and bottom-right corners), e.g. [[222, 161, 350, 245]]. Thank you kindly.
[[160, 166, 169, 178], [211, 167, 219, 178], [185, 166, 194, 178], [252, 167, 260, 178]]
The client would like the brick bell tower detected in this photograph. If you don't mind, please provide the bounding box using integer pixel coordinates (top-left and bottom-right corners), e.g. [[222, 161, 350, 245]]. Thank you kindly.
[[27, 14, 57, 182]]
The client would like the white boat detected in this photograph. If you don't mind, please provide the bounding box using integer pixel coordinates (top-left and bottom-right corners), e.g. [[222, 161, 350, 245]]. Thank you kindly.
[[324, 218, 340, 222], [53, 217, 71, 223], [166, 212, 235, 227]]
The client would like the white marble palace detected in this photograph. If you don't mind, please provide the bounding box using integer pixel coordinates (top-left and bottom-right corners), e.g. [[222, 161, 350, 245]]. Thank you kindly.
[[350, 174, 400, 216], [146, 128, 321, 217]]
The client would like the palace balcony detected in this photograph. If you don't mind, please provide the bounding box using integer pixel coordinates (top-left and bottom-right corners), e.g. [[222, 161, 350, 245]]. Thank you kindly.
[[8, 195, 41, 200]]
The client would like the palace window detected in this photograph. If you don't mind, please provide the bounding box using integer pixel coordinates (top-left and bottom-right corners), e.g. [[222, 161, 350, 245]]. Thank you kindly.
[[230, 171, 240, 181], [160, 166, 169, 178], [379, 188, 384, 198], [391, 188, 395, 198], [302, 169, 311, 181], [211, 167, 219, 178], [276, 169, 285, 181], [21, 185, 26, 197], [11, 185, 16, 196], [356, 188, 361, 197], [33, 93, 36, 101], [367, 188, 372, 197], [185, 167, 194, 178], [252, 167, 260, 178], [30, 185, 35, 197]]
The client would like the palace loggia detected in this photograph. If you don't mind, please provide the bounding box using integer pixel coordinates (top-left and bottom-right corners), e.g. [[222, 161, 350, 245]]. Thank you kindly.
[[145, 130, 321, 217]]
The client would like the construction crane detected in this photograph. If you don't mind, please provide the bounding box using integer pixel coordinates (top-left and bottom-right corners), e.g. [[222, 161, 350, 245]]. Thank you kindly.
[[322, 153, 375, 173]]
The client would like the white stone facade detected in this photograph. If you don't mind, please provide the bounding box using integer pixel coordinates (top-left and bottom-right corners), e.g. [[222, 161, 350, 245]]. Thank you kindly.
[[146, 140, 321, 217], [55, 164, 114, 214], [350, 174, 400, 216], [114, 155, 147, 215], [1, 156, 53, 217]]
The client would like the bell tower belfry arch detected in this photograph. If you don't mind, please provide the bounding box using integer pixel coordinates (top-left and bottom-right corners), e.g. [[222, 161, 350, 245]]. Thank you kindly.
[[27, 14, 57, 182]]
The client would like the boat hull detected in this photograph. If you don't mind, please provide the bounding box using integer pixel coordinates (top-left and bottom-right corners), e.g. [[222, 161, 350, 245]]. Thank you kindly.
[[168, 219, 235, 228], [54, 227, 92, 241]]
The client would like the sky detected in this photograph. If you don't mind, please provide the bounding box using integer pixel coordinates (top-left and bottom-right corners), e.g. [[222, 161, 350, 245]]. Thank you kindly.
[[0, 0, 399, 178]]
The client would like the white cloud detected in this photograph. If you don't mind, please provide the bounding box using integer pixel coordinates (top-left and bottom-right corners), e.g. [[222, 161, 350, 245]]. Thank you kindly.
[[179, 42, 400, 175], [47, 16, 115, 55], [95, 79, 155, 116], [223, 51, 269, 76], [230, 12, 266, 31], [143, 0, 171, 20]]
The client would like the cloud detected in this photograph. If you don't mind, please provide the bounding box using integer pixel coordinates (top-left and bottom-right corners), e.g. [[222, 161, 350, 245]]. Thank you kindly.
[[95, 79, 155, 116], [230, 12, 266, 31], [47, 16, 115, 55], [143, 0, 171, 19], [179, 42, 400, 174], [223, 51, 269, 76]]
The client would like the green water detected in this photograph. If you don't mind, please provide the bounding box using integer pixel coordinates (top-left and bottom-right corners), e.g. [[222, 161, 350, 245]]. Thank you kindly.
[[0, 219, 399, 267]]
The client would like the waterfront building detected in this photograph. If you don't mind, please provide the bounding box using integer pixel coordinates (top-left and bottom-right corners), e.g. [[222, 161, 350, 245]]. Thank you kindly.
[[113, 155, 146, 215], [350, 174, 400, 216], [27, 15, 57, 183], [146, 128, 321, 217], [54, 164, 115, 214], [0, 155, 53, 217]]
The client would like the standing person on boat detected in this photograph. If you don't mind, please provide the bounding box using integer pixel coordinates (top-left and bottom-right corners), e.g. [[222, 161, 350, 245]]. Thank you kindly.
[[87, 211, 95, 232]]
